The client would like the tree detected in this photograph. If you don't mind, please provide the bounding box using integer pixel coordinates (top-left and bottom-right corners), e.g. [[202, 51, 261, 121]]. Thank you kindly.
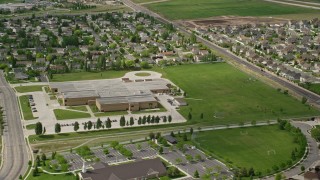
[[195, 154, 202, 162], [163, 116, 167, 123], [55, 123, 61, 133], [200, 113, 204, 119], [74, 121, 79, 132], [43, 127, 46, 134], [103, 148, 109, 155], [302, 97, 307, 104], [35, 122, 43, 135], [168, 115, 172, 123], [120, 116, 126, 127], [175, 158, 182, 165], [156, 132, 161, 139], [130, 117, 134, 126], [84, 122, 87, 130], [96, 118, 102, 129], [190, 127, 194, 135], [149, 132, 155, 140], [155, 116, 160, 123], [159, 146, 163, 154], [136, 143, 142, 151], [183, 133, 188, 141], [188, 112, 192, 120], [106, 118, 112, 129], [301, 165, 305, 172], [186, 154, 193, 162], [88, 121, 93, 130], [170, 131, 175, 137], [194, 170, 200, 178], [41, 153, 46, 162], [138, 117, 142, 125], [248, 167, 255, 176]]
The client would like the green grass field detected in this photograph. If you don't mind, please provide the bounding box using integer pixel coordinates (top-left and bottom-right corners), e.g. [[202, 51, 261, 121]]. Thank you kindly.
[[19, 95, 37, 120], [145, 0, 319, 20], [194, 125, 299, 175], [50, 71, 128, 82], [27, 172, 76, 180], [15, 85, 44, 93], [66, 106, 88, 112], [0, 0, 22, 4], [299, 83, 320, 96], [155, 64, 320, 125], [54, 109, 91, 120]]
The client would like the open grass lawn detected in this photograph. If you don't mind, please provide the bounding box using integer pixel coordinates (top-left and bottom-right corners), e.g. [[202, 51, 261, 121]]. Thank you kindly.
[[0, 0, 22, 4], [26, 124, 36, 130], [27, 172, 76, 180], [155, 64, 320, 125], [50, 71, 128, 82], [54, 109, 91, 120], [15, 85, 44, 93], [145, 0, 319, 20], [66, 106, 88, 112], [89, 105, 128, 117], [19, 95, 37, 120], [194, 125, 299, 175]]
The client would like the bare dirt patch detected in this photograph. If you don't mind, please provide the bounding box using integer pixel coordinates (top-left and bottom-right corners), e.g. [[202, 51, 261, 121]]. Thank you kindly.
[[179, 16, 289, 28]]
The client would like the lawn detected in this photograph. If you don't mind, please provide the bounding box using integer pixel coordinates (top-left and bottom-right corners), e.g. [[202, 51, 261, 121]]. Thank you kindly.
[[66, 106, 88, 112], [19, 95, 37, 120], [15, 85, 44, 93], [0, 0, 22, 4], [155, 63, 320, 125], [27, 172, 76, 180], [145, 0, 319, 20], [26, 124, 36, 130], [50, 71, 128, 82], [54, 109, 91, 120], [194, 125, 300, 175]]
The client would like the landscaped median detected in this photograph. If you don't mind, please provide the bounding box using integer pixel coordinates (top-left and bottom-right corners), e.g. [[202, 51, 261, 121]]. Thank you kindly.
[[53, 109, 91, 120], [19, 95, 37, 120]]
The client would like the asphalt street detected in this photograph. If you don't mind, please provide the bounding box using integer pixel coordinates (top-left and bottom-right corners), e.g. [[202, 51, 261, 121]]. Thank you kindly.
[[0, 71, 28, 180]]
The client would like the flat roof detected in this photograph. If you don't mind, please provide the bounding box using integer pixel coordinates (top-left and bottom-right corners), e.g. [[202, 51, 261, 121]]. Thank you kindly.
[[97, 93, 156, 105], [50, 78, 169, 99], [63, 90, 99, 99]]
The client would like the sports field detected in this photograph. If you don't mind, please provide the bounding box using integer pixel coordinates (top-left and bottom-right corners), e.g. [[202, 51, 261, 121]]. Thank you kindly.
[[145, 0, 319, 20], [156, 63, 320, 125], [194, 125, 299, 175]]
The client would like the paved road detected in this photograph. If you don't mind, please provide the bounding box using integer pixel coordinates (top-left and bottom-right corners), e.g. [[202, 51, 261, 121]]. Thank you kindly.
[[0, 71, 28, 180]]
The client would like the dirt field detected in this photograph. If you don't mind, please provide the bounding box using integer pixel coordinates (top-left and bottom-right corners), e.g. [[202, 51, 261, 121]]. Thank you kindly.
[[179, 16, 289, 28]]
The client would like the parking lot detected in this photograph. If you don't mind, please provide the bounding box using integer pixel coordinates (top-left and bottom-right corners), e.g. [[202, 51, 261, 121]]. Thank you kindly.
[[92, 148, 127, 164], [124, 142, 157, 159], [161, 145, 233, 179], [61, 152, 95, 171]]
